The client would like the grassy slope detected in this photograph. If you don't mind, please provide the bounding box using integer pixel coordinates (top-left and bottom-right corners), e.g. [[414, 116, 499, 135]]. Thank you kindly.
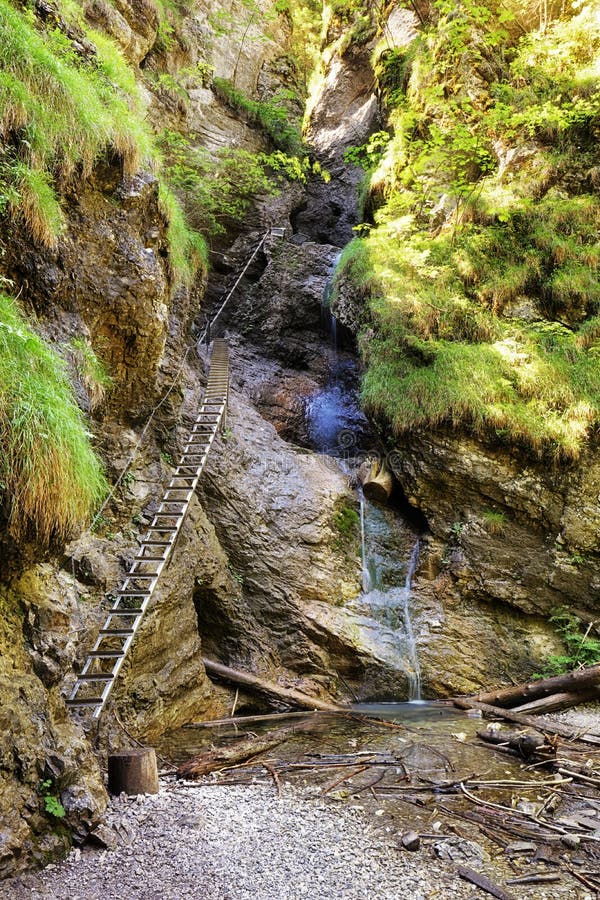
[[0, 293, 107, 543], [0, 0, 208, 542], [340, 0, 600, 461]]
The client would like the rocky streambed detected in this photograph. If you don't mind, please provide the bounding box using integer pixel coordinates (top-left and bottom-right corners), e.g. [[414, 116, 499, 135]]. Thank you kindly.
[[7, 704, 600, 899]]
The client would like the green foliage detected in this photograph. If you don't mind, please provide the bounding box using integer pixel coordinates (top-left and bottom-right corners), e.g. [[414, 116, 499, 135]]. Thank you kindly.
[[159, 128, 322, 239], [539, 607, 600, 676], [40, 780, 66, 819], [348, 1, 600, 461], [69, 337, 112, 410], [158, 183, 208, 284], [0, 293, 107, 544], [213, 78, 304, 154], [0, 0, 156, 245], [344, 131, 391, 171], [481, 509, 507, 534]]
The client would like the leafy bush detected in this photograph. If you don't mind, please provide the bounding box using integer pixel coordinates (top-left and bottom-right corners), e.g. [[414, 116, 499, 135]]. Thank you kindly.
[[0, 293, 107, 544], [213, 78, 304, 154], [538, 607, 600, 676]]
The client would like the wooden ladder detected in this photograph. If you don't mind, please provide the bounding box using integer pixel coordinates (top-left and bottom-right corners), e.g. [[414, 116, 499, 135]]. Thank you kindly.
[[66, 340, 230, 719]]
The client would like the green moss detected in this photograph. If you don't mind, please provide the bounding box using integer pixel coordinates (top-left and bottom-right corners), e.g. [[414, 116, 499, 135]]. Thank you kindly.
[[0, 293, 107, 544]]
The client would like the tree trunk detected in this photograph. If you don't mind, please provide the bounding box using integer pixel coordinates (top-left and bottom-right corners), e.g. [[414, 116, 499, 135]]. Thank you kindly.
[[108, 748, 159, 796], [468, 664, 600, 709], [512, 689, 600, 715], [361, 459, 393, 503], [202, 657, 347, 713], [453, 697, 600, 744]]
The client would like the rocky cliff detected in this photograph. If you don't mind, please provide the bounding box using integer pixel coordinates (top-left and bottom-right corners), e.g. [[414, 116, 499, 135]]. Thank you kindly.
[[0, 0, 598, 878]]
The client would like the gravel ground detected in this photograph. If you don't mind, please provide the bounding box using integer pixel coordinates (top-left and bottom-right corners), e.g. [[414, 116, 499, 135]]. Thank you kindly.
[[547, 702, 600, 733], [6, 781, 480, 900]]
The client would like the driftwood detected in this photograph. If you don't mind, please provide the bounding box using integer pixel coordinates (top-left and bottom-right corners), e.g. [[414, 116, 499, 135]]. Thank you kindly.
[[202, 657, 346, 713], [477, 728, 556, 760], [471, 664, 600, 709], [177, 734, 285, 779], [454, 697, 600, 744]]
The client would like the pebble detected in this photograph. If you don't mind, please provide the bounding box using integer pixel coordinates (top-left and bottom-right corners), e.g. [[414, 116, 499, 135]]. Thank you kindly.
[[5, 782, 479, 899]]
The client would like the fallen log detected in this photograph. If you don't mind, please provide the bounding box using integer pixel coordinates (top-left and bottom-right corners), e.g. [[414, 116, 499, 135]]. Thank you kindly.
[[177, 733, 285, 779], [476, 728, 556, 760], [512, 690, 600, 715], [469, 664, 600, 709], [202, 657, 347, 714], [184, 710, 324, 729], [453, 697, 600, 744]]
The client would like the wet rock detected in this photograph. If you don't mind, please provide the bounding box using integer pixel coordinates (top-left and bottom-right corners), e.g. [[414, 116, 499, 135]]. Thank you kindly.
[[233, 237, 341, 364], [389, 432, 600, 623], [401, 831, 421, 851], [433, 836, 490, 867]]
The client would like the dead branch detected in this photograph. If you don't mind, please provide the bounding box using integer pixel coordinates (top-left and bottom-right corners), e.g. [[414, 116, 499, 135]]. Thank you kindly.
[[177, 734, 284, 779], [457, 865, 516, 900]]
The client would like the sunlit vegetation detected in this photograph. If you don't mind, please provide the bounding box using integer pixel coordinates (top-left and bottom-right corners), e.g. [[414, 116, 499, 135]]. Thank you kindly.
[[0, 293, 107, 544], [340, 0, 600, 461]]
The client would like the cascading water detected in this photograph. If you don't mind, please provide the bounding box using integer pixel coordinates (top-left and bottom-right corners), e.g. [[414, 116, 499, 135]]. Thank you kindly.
[[400, 539, 422, 701], [320, 251, 342, 349], [358, 487, 373, 593], [307, 251, 424, 702], [353, 491, 423, 701]]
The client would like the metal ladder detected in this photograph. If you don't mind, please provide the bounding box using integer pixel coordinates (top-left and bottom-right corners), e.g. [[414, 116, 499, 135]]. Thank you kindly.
[[66, 340, 230, 719]]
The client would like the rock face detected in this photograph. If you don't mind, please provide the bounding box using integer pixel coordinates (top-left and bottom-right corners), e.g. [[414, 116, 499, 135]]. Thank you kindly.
[[0, 585, 106, 879], [389, 432, 600, 620]]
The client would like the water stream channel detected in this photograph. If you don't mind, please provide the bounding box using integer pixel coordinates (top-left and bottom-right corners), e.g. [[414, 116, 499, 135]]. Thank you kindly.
[[304, 271, 424, 702]]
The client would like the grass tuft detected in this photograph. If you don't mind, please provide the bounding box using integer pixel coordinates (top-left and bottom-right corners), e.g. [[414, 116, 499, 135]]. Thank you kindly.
[[0, 0, 155, 244], [0, 293, 107, 544]]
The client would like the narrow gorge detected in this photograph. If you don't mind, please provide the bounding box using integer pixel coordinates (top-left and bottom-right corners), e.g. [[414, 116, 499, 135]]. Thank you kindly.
[[0, 0, 599, 890]]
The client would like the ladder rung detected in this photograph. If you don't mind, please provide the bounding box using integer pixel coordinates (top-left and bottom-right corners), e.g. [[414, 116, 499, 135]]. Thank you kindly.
[[118, 590, 152, 597], [132, 555, 166, 562], [76, 673, 115, 682], [99, 628, 135, 636], [66, 698, 104, 708], [88, 650, 124, 658], [122, 574, 157, 581], [108, 608, 144, 616]]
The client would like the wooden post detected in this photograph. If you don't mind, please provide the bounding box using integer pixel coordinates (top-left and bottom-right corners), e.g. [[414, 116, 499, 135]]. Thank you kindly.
[[108, 748, 159, 796], [361, 458, 393, 503]]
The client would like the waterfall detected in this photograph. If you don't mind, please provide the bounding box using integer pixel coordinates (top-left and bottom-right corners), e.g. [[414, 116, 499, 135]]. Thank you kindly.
[[401, 539, 422, 702], [358, 488, 372, 593], [320, 252, 342, 350]]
